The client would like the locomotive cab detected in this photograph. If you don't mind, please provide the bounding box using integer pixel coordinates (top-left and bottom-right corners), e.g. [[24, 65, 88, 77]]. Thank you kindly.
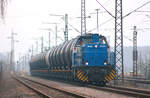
[[73, 34, 109, 67]]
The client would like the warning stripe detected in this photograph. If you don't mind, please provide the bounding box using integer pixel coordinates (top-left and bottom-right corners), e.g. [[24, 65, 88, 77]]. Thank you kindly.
[[109, 73, 114, 80], [104, 69, 117, 83], [83, 76, 88, 82], [81, 74, 87, 81], [111, 72, 116, 77], [106, 75, 112, 81], [111, 69, 116, 80], [111, 73, 115, 79], [77, 72, 83, 77], [77, 70, 88, 82], [112, 69, 116, 74], [79, 73, 84, 79], [105, 76, 109, 82]]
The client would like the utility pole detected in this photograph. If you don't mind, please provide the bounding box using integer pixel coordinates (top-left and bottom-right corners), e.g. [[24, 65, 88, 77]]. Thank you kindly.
[[114, 0, 124, 84], [94, 1, 150, 85], [31, 45, 33, 56], [8, 31, 18, 71], [49, 13, 69, 42], [113, 1, 150, 84], [138, 52, 142, 74], [55, 24, 58, 45], [95, 9, 100, 32], [81, 0, 86, 35], [41, 36, 44, 53], [64, 14, 68, 41], [148, 55, 150, 79], [36, 41, 38, 54], [42, 23, 58, 46], [133, 26, 138, 77], [48, 32, 51, 49], [39, 28, 51, 49], [10, 32, 15, 71]]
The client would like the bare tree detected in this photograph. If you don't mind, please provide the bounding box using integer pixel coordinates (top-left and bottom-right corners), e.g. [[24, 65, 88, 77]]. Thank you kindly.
[[0, 0, 7, 19]]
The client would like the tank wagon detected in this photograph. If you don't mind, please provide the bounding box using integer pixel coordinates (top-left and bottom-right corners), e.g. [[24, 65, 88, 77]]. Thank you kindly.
[[30, 33, 116, 85]]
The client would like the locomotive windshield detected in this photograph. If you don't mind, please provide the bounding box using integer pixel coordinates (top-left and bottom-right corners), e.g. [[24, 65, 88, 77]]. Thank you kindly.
[[76, 34, 108, 47]]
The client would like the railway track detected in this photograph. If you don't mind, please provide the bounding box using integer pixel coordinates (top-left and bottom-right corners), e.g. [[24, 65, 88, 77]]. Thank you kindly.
[[123, 78, 150, 84], [12, 75, 86, 98], [12, 74, 150, 98], [43, 76, 150, 97], [88, 85, 150, 98]]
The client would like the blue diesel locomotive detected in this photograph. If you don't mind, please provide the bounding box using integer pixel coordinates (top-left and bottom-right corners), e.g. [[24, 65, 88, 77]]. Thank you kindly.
[[30, 33, 116, 85]]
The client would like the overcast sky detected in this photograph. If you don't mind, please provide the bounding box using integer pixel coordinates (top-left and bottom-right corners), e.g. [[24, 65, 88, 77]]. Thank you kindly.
[[0, 0, 149, 60]]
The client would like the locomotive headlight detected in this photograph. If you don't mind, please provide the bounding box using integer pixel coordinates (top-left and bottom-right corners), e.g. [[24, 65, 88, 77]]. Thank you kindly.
[[95, 45, 98, 48], [104, 61, 107, 65], [86, 61, 88, 65]]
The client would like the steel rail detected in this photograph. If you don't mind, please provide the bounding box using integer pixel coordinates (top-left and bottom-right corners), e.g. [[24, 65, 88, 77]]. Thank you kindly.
[[13, 74, 150, 98], [128, 79, 150, 84], [13, 75, 86, 98], [12, 75, 52, 98], [118, 78, 150, 84], [88, 85, 150, 98]]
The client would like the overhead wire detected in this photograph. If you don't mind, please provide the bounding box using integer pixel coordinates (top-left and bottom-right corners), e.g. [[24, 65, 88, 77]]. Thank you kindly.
[[87, 17, 114, 32], [96, 0, 115, 18], [88, 0, 150, 33], [60, 17, 81, 33], [136, 11, 150, 13], [47, 1, 150, 35], [123, 1, 150, 18]]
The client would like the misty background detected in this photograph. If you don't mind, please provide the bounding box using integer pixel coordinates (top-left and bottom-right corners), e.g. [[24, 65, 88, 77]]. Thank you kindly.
[[0, 0, 149, 75]]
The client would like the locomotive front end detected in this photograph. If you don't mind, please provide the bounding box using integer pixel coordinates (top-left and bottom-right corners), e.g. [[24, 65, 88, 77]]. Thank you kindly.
[[73, 34, 116, 84]]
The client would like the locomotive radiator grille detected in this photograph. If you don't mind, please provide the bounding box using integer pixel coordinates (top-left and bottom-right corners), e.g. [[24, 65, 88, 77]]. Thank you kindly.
[[77, 70, 88, 82]]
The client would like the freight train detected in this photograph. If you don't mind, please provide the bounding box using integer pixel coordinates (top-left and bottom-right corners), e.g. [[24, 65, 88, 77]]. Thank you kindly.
[[30, 33, 116, 85]]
